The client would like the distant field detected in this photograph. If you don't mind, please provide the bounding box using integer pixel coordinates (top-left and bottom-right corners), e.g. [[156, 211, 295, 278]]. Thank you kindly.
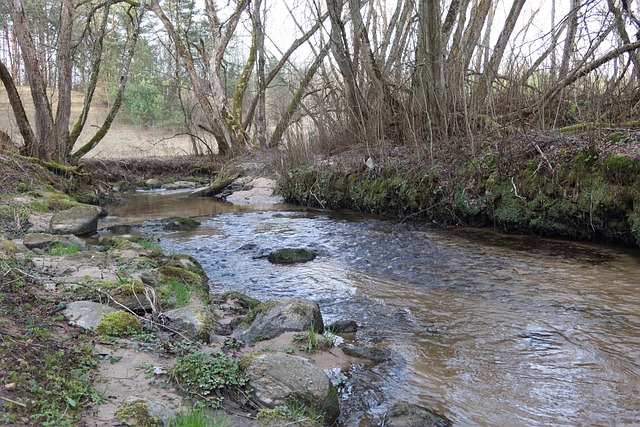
[[0, 86, 193, 158]]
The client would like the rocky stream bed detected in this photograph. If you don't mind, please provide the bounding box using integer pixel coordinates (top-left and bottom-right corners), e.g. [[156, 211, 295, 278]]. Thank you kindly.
[[0, 171, 449, 427]]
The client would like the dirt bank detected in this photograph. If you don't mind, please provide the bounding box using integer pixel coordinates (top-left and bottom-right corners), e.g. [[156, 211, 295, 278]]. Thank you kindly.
[[278, 131, 640, 248]]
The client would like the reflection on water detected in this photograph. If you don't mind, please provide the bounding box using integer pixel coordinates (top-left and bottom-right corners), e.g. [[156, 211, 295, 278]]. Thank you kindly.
[[102, 189, 297, 224], [103, 193, 640, 426]]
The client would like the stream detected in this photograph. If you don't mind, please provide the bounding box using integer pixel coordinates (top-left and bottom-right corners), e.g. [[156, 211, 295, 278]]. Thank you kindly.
[[103, 189, 640, 426]]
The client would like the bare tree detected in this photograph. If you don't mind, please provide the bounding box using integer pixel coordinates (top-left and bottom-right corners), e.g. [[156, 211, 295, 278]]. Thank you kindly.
[[1, 0, 145, 163]]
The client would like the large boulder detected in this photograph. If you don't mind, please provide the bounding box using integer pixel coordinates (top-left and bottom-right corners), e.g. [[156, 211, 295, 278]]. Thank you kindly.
[[49, 204, 101, 236], [62, 301, 118, 331], [245, 353, 339, 424], [382, 402, 452, 427], [234, 297, 324, 344]]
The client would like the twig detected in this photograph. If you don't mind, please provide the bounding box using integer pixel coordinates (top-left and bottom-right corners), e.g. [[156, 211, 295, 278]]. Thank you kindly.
[[511, 177, 526, 200], [1, 396, 27, 407], [96, 289, 194, 343], [532, 142, 555, 172], [309, 182, 326, 209]]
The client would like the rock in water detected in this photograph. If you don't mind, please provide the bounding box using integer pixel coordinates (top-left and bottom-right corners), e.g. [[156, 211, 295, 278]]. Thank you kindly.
[[267, 248, 317, 264], [383, 401, 452, 427]]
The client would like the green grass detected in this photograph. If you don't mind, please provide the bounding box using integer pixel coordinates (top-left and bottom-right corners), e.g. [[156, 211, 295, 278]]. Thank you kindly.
[[170, 405, 231, 427], [49, 242, 82, 256], [139, 239, 163, 252], [256, 403, 324, 427], [170, 278, 193, 308]]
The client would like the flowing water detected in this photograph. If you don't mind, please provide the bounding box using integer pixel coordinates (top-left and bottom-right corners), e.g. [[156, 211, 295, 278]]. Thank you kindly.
[[104, 190, 640, 426]]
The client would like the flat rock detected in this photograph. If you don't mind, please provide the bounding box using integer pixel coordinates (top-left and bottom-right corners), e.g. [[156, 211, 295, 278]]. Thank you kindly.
[[341, 345, 392, 362], [62, 301, 118, 331], [225, 177, 284, 204], [21, 232, 87, 250]]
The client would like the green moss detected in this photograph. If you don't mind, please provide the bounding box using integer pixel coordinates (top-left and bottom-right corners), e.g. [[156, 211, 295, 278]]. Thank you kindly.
[[115, 400, 161, 427], [0, 238, 18, 254], [454, 187, 483, 218], [49, 242, 82, 256], [28, 200, 51, 212], [629, 211, 640, 246], [279, 146, 640, 247], [164, 254, 208, 280], [602, 155, 639, 185], [153, 265, 209, 309], [95, 311, 143, 336], [604, 132, 625, 143], [244, 299, 279, 325]]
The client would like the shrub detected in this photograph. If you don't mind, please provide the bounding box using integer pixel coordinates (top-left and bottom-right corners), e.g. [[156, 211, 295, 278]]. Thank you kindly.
[[169, 349, 247, 399]]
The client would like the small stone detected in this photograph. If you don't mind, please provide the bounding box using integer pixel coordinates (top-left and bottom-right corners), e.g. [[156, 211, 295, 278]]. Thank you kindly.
[[5, 383, 17, 390]]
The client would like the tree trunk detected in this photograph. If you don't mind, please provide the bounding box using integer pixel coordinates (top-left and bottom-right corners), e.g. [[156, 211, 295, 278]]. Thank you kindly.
[[254, 0, 267, 147], [54, 0, 74, 161], [414, 0, 448, 139], [327, 0, 365, 126], [8, 0, 55, 160], [270, 44, 331, 147], [71, 0, 147, 162], [559, 0, 581, 80], [475, 0, 526, 104], [0, 59, 36, 151]]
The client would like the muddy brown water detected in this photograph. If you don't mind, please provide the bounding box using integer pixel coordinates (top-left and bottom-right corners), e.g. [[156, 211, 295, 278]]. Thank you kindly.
[[103, 190, 640, 426]]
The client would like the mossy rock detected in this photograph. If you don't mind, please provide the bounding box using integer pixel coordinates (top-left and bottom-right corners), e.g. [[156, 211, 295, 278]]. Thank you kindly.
[[116, 398, 172, 427], [102, 279, 153, 312], [142, 265, 209, 309], [244, 299, 279, 325], [267, 248, 317, 264], [160, 216, 201, 231], [163, 254, 208, 281], [0, 238, 17, 254], [158, 265, 208, 289], [221, 291, 261, 311], [602, 155, 640, 185]]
